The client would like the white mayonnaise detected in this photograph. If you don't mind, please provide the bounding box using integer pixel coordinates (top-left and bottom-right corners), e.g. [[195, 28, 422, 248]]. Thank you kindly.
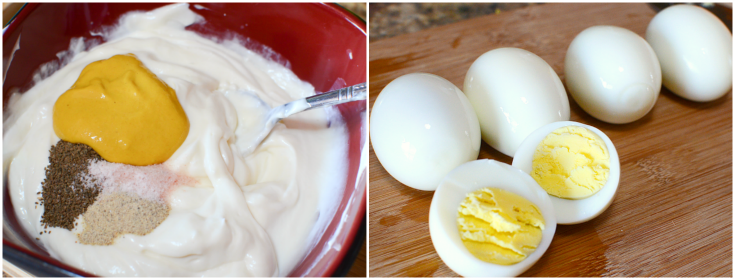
[[3, 4, 348, 276]]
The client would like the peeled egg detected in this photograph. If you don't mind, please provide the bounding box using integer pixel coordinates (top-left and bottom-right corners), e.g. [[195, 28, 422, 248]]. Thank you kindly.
[[370, 73, 481, 191], [565, 26, 662, 124], [512, 121, 620, 225], [646, 4, 733, 102], [464, 47, 570, 157], [429, 159, 556, 277]]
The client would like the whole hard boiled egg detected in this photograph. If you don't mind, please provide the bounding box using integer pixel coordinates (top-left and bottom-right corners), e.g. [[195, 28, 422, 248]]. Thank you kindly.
[[370, 73, 481, 191], [512, 121, 620, 224], [565, 26, 662, 124], [464, 47, 570, 157], [429, 159, 556, 277], [646, 4, 732, 102]]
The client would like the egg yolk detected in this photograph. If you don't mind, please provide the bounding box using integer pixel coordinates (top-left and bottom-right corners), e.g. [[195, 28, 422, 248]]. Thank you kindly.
[[457, 187, 545, 265], [53, 54, 189, 166], [531, 126, 609, 199]]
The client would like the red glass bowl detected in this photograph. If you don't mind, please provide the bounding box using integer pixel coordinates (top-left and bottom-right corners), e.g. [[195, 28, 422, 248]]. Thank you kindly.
[[2, 3, 366, 277]]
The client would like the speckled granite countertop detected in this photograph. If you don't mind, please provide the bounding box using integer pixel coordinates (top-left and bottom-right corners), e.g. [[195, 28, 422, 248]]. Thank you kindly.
[[369, 3, 541, 42], [369, 3, 732, 42], [338, 2, 366, 21]]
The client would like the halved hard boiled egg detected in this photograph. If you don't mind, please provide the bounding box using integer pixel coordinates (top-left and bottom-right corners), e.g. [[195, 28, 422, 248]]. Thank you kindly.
[[429, 159, 557, 277], [512, 121, 620, 225]]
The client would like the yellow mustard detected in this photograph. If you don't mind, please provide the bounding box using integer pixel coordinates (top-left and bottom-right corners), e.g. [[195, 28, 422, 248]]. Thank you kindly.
[[53, 54, 189, 166]]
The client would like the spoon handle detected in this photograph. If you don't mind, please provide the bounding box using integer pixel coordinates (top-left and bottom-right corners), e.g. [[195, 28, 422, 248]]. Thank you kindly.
[[303, 82, 367, 111]]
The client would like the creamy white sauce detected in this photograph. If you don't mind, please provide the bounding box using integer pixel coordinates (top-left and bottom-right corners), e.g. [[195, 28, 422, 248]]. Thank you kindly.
[[2, 4, 347, 277]]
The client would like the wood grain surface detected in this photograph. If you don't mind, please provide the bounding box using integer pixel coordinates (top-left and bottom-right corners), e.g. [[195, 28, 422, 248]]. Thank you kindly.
[[368, 3, 732, 277]]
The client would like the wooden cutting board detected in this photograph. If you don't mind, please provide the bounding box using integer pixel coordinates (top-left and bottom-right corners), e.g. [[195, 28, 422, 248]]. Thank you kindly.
[[368, 3, 732, 277]]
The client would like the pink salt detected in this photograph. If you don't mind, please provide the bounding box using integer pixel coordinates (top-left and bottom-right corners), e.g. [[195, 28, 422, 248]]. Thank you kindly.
[[83, 160, 195, 202]]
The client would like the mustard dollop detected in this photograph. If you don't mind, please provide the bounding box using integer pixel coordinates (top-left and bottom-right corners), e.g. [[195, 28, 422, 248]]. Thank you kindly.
[[53, 54, 189, 166]]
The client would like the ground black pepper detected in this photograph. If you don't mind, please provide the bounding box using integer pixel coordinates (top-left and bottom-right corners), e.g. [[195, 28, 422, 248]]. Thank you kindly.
[[40, 140, 103, 230]]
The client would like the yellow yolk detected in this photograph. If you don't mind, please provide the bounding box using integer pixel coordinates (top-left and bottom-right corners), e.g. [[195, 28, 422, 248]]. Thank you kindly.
[[531, 126, 609, 199], [457, 187, 545, 265], [53, 54, 189, 166]]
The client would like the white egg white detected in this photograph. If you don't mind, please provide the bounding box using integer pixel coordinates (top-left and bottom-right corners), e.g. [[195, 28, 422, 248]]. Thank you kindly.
[[565, 26, 661, 124], [464, 47, 570, 157], [646, 4, 733, 102], [370, 73, 481, 191], [512, 121, 620, 225], [429, 159, 557, 277]]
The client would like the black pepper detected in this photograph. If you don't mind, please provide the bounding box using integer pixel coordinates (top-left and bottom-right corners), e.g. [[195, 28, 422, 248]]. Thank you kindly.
[[40, 140, 103, 230]]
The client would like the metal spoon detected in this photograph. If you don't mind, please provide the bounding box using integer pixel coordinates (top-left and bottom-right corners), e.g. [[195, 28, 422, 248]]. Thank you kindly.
[[240, 82, 366, 154]]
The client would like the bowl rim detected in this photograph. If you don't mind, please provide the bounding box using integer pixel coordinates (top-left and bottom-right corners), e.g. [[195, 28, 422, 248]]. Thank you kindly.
[[2, 2, 366, 277], [306, 3, 366, 277]]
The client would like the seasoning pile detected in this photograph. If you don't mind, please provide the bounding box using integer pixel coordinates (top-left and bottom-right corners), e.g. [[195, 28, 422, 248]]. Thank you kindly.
[[39, 140, 193, 245], [35, 53, 194, 246], [39, 141, 102, 230]]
